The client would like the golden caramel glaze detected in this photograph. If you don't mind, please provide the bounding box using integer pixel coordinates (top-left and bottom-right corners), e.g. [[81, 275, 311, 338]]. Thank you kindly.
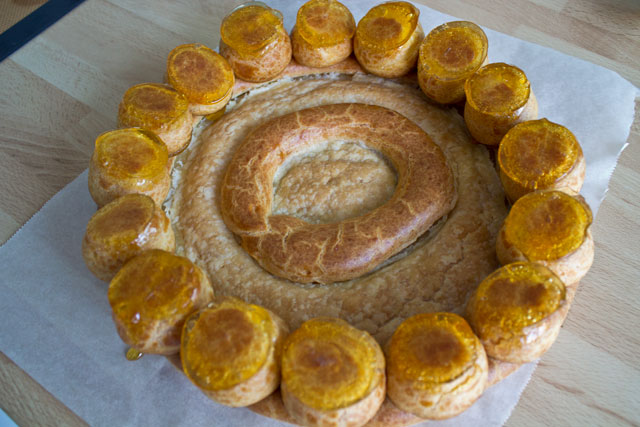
[[220, 103, 456, 284], [221, 3, 282, 55], [88, 128, 171, 207], [281, 318, 385, 426], [353, 2, 422, 78], [291, 0, 355, 68], [498, 118, 586, 201], [417, 21, 488, 104], [219, 3, 291, 82], [386, 312, 488, 420], [465, 262, 569, 363], [297, 0, 355, 47], [108, 250, 213, 354], [167, 43, 234, 116], [181, 296, 288, 407], [464, 63, 538, 145], [117, 83, 193, 156], [497, 190, 595, 286], [82, 194, 175, 282]]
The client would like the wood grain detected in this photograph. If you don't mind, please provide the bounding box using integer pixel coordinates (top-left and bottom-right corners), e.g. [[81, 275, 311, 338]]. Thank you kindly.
[[0, 0, 638, 425]]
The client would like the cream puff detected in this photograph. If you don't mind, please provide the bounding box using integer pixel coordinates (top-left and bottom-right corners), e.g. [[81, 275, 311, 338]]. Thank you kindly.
[[88, 128, 171, 207], [167, 43, 235, 116], [181, 296, 288, 407], [417, 21, 488, 104], [281, 318, 385, 427], [464, 62, 538, 145], [108, 249, 213, 355], [82, 194, 175, 282], [219, 2, 291, 83], [465, 262, 568, 363], [118, 83, 193, 156], [498, 118, 586, 201], [291, 0, 355, 68], [386, 312, 488, 420], [496, 190, 594, 286], [353, 1, 424, 78]]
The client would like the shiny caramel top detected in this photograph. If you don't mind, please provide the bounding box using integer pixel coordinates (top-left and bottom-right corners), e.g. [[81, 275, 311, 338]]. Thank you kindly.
[[281, 318, 380, 410], [108, 250, 205, 344], [85, 194, 155, 251], [119, 83, 189, 129], [181, 297, 275, 391], [296, 0, 355, 47], [167, 43, 234, 105], [93, 128, 168, 183], [499, 119, 583, 189], [503, 190, 592, 261], [388, 313, 476, 387], [419, 21, 488, 80], [356, 1, 419, 51], [466, 262, 566, 337], [465, 63, 530, 115], [220, 3, 284, 56]]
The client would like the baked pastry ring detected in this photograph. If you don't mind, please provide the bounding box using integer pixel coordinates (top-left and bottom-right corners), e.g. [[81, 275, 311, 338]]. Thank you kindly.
[[220, 103, 456, 283], [171, 71, 507, 346]]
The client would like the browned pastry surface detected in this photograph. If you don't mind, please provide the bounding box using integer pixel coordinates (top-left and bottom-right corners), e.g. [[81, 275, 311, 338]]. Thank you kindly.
[[169, 64, 513, 425], [220, 103, 456, 283], [172, 71, 507, 343]]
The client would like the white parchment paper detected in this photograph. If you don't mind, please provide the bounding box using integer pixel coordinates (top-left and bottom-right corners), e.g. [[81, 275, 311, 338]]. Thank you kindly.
[[0, 1, 637, 426]]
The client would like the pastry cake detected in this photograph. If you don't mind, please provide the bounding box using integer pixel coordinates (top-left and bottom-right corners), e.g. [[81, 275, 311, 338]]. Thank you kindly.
[[82, 1, 595, 425]]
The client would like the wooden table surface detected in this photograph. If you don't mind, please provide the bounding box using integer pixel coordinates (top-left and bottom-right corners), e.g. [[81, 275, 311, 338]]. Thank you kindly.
[[1, 0, 638, 425]]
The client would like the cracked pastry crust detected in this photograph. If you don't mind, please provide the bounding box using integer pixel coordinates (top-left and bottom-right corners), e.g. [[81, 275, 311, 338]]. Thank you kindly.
[[220, 103, 456, 283], [172, 72, 507, 345], [167, 65, 514, 425]]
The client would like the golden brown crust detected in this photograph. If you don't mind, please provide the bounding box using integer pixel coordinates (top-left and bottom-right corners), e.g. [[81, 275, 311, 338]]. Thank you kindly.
[[248, 356, 520, 427], [220, 28, 292, 83], [282, 379, 385, 427], [220, 103, 456, 283], [82, 194, 176, 282], [354, 23, 424, 78], [291, 25, 353, 68], [173, 71, 507, 344], [169, 65, 511, 425], [231, 56, 363, 96]]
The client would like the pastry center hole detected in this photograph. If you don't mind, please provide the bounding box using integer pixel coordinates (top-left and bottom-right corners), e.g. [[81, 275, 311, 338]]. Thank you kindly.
[[272, 140, 397, 224]]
